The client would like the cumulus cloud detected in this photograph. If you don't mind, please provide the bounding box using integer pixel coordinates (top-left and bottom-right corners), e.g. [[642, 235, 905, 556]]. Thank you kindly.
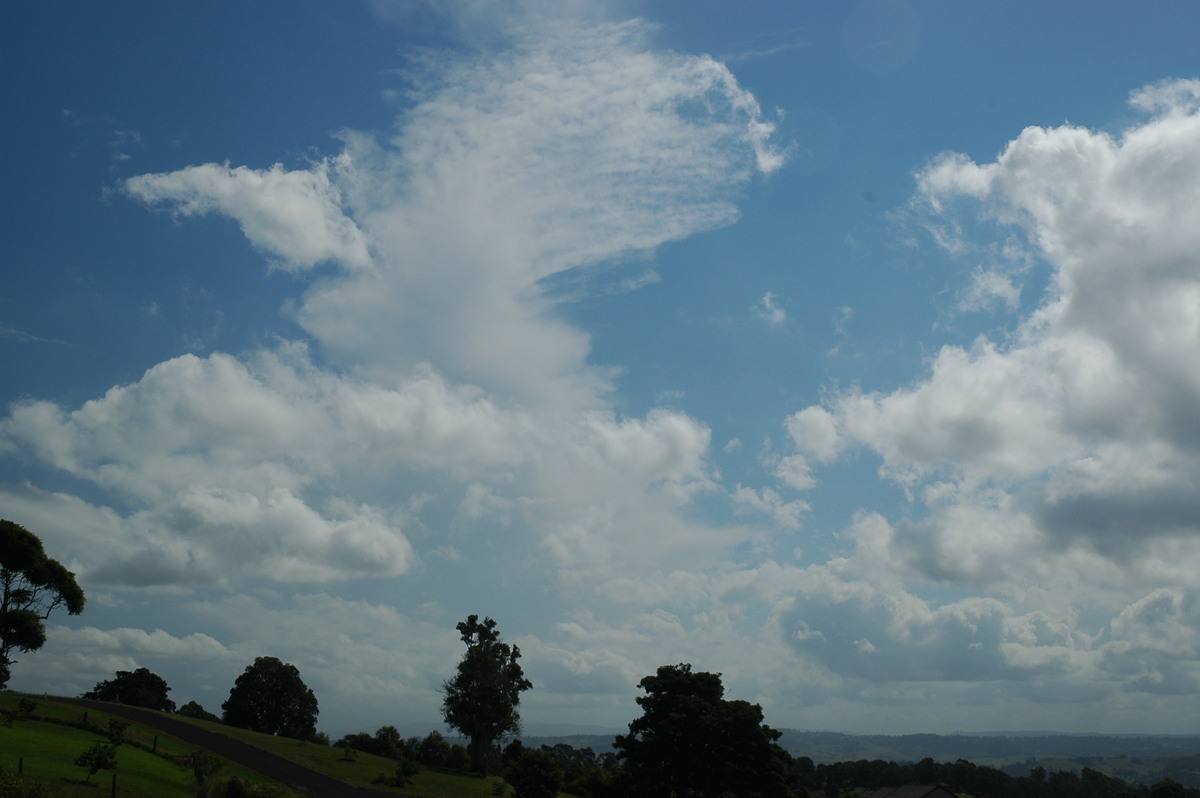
[[126, 160, 372, 272], [13, 625, 230, 699], [0, 13, 784, 599], [11, 5, 797, 594], [779, 79, 1200, 700], [733, 485, 809, 530]]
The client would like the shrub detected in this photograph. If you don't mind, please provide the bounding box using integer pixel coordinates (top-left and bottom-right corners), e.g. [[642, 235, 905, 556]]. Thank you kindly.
[[74, 743, 118, 783]]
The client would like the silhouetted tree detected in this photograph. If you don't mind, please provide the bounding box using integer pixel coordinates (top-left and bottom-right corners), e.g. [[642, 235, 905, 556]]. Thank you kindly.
[[1152, 779, 1187, 798], [615, 663, 791, 798], [84, 666, 176, 712], [441, 615, 532, 774], [503, 742, 562, 798], [177, 700, 220, 722], [374, 725, 403, 758], [0, 519, 85, 688], [417, 730, 452, 766], [222, 656, 319, 740]]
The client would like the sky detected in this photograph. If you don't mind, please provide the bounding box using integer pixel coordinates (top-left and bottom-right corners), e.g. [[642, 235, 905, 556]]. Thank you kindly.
[[3, 0, 1200, 738]]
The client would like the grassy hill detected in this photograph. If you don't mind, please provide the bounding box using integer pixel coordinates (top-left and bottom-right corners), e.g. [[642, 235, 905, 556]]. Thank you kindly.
[[1, 694, 271, 796], [0, 694, 512, 797]]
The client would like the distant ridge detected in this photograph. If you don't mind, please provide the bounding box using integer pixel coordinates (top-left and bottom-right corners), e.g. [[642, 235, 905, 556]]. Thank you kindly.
[[773, 730, 1200, 764]]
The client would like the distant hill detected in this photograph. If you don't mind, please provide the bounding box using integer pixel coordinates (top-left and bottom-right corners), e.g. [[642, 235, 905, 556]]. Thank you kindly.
[[510, 728, 1200, 787], [511, 728, 1200, 767], [773, 730, 1200, 764]]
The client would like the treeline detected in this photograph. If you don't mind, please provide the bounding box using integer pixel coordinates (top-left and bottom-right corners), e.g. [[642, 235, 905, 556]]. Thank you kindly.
[[324, 729, 1200, 798], [330, 730, 621, 796], [787, 756, 1198, 797], [777, 731, 1200, 766]]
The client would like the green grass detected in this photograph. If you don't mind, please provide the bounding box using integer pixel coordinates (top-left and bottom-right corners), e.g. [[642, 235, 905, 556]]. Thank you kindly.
[[0, 694, 294, 797], [166, 717, 515, 795], [1, 714, 197, 797], [1, 695, 526, 797]]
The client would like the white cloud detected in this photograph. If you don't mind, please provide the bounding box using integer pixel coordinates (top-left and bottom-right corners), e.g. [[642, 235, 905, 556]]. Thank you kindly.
[[3, 15, 785, 605], [754, 291, 787, 326], [24, 4, 1200, 739], [732, 485, 809, 530], [786, 405, 842, 463], [775, 79, 1200, 705], [12, 625, 231, 701], [1, 341, 726, 592], [301, 17, 779, 408], [957, 265, 1020, 312], [126, 160, 372, 272]]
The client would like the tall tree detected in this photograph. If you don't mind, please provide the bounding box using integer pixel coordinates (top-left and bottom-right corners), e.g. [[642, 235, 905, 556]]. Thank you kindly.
[[615, 663, 791, 798], [83, 667, 176, 712], [222, 656, 319, 740], [442, 614, 532, 774], [0, 519, 86, 689]]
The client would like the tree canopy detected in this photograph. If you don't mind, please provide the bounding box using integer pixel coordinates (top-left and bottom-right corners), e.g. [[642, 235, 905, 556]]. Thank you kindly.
[[0, 519, 85, 689], [614, 663, 791, 798], [83, 667, 176, 712], [221, 656, 319, 741], [176, 700, 220, 722], [442, 614, 532, 774]]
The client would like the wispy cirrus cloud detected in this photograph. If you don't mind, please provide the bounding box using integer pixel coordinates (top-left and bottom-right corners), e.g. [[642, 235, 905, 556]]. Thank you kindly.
[[3, 13, 782, 602]]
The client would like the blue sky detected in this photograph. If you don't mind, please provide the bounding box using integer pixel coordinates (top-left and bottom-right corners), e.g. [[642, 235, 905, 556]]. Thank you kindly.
[[3, 0, 1200, 737]]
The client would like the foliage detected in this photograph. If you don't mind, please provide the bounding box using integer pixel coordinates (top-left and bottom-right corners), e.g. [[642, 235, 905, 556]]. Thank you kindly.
[[531, 742, 619, 797], [104, 719, 128, 747], [184, 751, 226, 786], [177, 700, 221, 722], [196, 776, 294, 798], [334, 724, 410, 761], [83, 666, 176, 712], [615, 662, 791, 798], [222, 656, 319, 741], [442, 615, 532, 774], [0, 519, 85, 689], [0, 765, 52, 798], [416, 730, 452, 766], [1153, 779, 1189, 798], [794, 755, 1200, 798], [74, 743, 118, 783], [369, 758, 422, 789], [1, 699, 37, 728], [502, 743, 562, 798]]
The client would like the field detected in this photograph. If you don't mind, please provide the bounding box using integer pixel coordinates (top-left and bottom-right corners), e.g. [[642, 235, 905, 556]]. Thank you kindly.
[[0, 694, 516, 797], [0, 694, 272, 796]]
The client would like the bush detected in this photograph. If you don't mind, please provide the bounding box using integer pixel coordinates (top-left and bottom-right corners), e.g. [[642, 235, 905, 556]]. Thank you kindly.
[[504, 746, 562, 798], [74, 743, 118, 783], [446, 744, 472, 772], [370, 759, 421, 789], [196, 776, 292, 798], [0, 765, 52, 798], [417, 730, 451, 767]]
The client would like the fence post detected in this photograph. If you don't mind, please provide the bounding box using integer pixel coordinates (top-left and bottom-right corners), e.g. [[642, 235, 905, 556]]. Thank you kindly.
[[153, 735, 158, 753], [111, 773, 117, 797], [17, 757, 22, 774]]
